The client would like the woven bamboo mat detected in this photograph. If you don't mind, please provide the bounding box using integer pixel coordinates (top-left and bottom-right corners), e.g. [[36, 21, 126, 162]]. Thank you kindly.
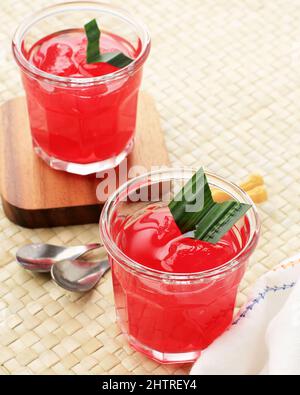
[[0, 0, 299, 375]]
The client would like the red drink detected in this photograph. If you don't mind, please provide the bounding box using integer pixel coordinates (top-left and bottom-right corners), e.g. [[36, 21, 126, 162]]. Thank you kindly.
[[100, 170, 260, 363], [12, 3, 150, 174], [117, 207, 244, 274], [113, 207, 247, 357], [24, 29, 141, 165]]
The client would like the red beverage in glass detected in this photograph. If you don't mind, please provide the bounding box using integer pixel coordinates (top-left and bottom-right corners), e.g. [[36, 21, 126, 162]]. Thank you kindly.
[[113, 207, 248, 354], [100, 169, 260, 363], [12, 2, 150, 175]]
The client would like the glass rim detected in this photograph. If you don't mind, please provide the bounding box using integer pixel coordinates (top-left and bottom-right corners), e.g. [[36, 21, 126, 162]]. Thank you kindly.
[[99, 167, 261, 281], [12, 1, 151, 86]]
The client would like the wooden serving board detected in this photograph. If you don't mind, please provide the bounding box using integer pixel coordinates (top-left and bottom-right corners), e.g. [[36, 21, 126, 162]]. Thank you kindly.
[[0, 93, 169, 228]]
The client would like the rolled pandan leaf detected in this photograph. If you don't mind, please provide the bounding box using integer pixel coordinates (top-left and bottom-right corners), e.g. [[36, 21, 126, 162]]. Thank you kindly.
[[84, 19, 133, 68], [168, 167, 251, 244]]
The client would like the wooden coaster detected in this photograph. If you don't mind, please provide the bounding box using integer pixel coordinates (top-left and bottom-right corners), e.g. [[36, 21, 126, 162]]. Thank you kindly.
[[0, 92, 169, 228]]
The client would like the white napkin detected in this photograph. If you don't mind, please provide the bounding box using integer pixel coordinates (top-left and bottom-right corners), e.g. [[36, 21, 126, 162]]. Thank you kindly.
[[191, 253, 300, 375]]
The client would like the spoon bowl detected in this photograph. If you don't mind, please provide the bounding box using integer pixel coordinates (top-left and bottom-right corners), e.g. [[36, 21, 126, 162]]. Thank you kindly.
[[51, 259, 111, 292]]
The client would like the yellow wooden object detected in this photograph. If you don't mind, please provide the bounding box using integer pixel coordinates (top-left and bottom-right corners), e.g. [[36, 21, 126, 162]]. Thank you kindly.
[[212, 174, 268, 204]]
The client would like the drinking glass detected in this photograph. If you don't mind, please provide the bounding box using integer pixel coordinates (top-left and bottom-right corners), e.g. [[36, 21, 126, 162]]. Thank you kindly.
[[99, 168, 260, 363], [12, 2, 150, 175]]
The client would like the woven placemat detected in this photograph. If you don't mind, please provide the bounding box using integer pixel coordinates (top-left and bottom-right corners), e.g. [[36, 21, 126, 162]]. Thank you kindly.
[[0, 0, 299, 375]]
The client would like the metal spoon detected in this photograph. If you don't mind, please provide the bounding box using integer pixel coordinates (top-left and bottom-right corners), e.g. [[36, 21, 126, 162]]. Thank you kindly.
[[51, 258, 111, 292], [16, 243, 101, 272]]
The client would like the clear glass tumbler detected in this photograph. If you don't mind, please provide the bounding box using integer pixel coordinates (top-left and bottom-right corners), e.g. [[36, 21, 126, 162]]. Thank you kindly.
[[12, 2, 150, 175], [99, 168, 260, 363]]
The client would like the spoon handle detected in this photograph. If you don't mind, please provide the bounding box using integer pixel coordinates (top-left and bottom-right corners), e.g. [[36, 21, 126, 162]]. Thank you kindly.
[[49, 243, 104, 266], [86, 243, 103, 250], [98, 259, 110, 275], [74, 243, 103, 258]]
